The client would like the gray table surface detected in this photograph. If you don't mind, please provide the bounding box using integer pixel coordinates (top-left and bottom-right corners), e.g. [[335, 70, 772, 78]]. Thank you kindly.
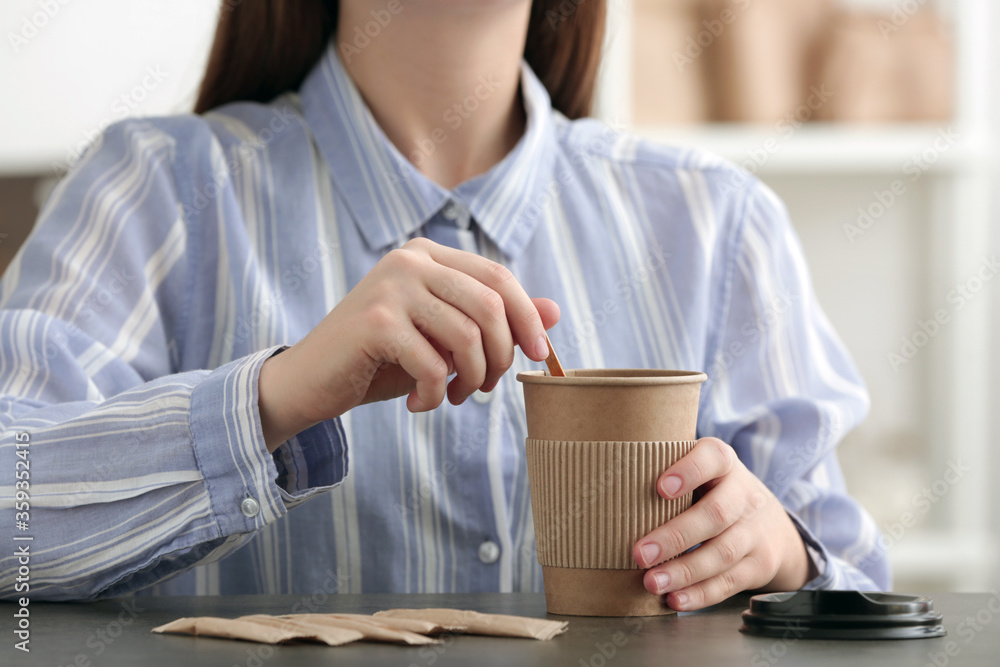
[[3, 592, 997, 666]]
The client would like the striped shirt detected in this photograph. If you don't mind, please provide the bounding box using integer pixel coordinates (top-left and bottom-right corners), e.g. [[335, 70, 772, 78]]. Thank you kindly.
[[0, 41, 889, 600]]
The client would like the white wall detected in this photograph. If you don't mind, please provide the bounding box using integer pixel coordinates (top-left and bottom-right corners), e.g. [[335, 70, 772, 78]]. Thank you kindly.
[[0, 0, 217, 175]]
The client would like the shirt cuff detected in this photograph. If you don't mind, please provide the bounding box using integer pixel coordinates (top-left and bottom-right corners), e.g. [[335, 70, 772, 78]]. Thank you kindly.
[[273, 418, 350, 509], [188, 345, 349, 538], [785, 510, 832, 590]]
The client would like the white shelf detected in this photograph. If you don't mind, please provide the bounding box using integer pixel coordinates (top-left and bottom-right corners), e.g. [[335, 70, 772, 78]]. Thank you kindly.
[[631, 123, 990, 174], [605, 0, 997, 593]]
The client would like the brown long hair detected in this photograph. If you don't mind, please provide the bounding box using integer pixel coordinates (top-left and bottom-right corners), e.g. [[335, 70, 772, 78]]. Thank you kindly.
[[194, 1, 605, 119]]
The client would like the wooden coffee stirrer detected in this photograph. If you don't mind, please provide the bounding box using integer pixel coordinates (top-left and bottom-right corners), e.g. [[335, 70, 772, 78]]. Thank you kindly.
[[543, 332, 566, 377]]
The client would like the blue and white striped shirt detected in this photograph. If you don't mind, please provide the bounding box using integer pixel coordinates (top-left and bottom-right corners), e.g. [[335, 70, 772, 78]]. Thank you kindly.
[[0, 42, 889, 600]]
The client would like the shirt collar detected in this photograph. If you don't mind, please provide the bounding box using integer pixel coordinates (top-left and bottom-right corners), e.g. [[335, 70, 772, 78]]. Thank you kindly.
[[299, 41, 558, 258]]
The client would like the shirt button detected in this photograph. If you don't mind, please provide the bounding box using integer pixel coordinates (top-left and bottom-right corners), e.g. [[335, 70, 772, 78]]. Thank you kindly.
[[442, 202, 459, 220], [478, 540, 500, 564], [241, 497, 260, 518], [472, 389, 493, 404]]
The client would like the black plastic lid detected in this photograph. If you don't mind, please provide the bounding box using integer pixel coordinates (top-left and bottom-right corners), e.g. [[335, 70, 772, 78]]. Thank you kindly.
[[740, 591, 946, 640]]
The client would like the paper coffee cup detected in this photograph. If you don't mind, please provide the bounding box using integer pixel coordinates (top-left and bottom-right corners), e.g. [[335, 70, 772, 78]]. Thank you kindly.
[[516, 369, 708, 617]]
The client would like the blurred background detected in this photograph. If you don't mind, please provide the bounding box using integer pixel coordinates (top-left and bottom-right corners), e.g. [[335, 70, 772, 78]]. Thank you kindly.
[[1, 0, 998, 592]]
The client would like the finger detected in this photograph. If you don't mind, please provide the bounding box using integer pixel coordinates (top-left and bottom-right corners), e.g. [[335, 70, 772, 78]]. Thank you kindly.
[[633, 476, 747, 567], [664, 557, 763, 612], [417, 240, 549, 362], [531, 297, 561, 330], [642, 524, 751, 596], [427, 337, 456, 376], [656, 437, 737, 500], [421, 264, 514, 391], [382, 324, 450, 412], [408, 293, 487, 405]]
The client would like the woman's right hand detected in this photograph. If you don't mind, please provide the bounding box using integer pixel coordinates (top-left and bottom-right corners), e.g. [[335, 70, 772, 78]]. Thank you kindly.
[[257, 237, 560, 451]]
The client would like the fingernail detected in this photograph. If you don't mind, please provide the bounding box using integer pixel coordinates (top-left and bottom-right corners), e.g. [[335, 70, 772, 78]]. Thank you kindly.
[[661, 475, 682, 497], [534, 334, 549, 360], [652, 572, 670, 594], [673, 592, 688, 608], [639, 543, 660, 567]]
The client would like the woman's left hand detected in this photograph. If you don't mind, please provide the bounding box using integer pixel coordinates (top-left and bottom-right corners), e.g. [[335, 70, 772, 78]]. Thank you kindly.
[[632, 437, 813, 611]]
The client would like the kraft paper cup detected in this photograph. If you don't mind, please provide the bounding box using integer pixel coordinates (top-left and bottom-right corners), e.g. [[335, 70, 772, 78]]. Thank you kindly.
[[516, 369, 708, 617]]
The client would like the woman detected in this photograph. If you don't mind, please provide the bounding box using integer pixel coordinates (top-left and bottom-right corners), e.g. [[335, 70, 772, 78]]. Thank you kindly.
[[0, 0, 889, 609]]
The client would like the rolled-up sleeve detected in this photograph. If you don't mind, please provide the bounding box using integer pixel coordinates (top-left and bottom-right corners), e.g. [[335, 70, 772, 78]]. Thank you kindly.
[[0, 118, 347, 601], [699, 178, 890, 591]]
